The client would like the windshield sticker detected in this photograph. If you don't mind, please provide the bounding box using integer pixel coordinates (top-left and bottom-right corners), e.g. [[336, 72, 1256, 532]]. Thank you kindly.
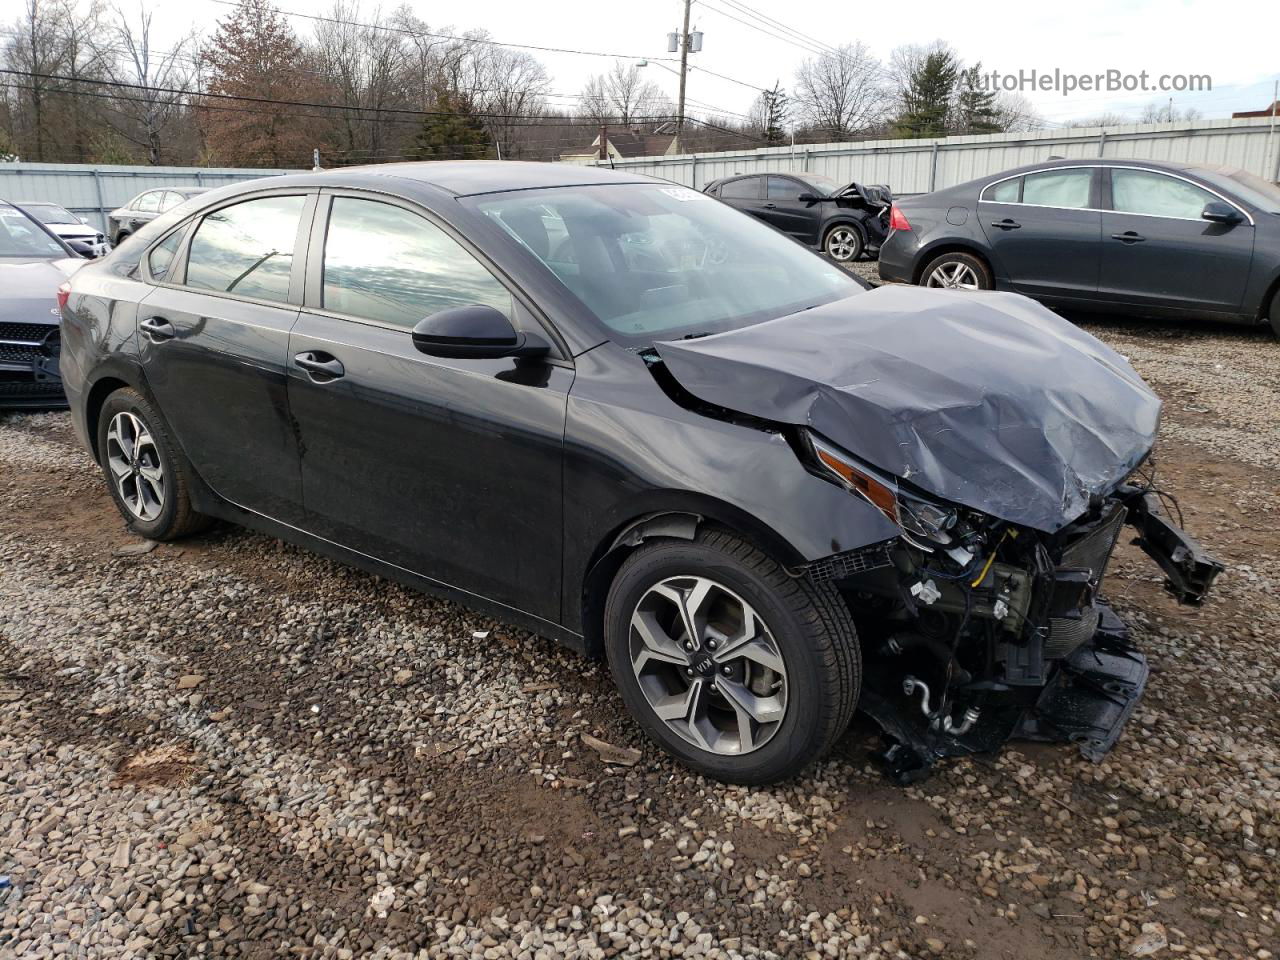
[[660, 187, 696, 202]]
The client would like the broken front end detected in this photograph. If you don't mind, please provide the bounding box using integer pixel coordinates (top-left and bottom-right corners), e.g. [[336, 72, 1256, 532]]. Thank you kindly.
[[803, 436, 1223, 784]]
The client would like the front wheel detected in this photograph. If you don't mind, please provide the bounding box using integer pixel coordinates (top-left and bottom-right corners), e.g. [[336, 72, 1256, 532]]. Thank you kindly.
[[920, 251, 992, 291], [603, 530, 861, 784], [823, 224, 864, 263]]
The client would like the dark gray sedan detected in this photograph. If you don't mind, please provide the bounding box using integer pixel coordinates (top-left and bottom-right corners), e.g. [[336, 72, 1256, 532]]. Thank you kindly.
[[107, 186, 208, 245], [878, 158, 1280, 335]]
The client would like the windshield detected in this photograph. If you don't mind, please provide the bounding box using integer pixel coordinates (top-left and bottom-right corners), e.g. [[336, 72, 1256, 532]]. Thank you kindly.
[[1193, 165, 1280, 214], [0, 204, 67, 257], [24, 203, 78, 224], [464, 184, 860, 346]]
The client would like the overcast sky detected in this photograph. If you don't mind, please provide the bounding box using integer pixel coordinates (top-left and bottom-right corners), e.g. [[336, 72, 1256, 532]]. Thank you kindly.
[[156, 0, 1278, 126]]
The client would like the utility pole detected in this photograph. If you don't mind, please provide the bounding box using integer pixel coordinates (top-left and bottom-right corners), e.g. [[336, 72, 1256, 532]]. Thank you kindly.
[[675, 0, 692, 151]]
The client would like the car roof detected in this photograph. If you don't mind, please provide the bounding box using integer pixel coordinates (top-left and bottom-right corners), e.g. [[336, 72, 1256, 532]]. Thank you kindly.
[[295, 160, 654, 197], [991, 157, 1200, 178]]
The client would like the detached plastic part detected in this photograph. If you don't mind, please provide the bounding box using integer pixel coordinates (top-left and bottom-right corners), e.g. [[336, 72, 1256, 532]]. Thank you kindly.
[[1117, 484, 1224, 604]]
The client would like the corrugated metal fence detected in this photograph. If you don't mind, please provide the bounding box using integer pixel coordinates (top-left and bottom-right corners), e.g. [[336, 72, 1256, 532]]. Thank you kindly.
[[597, 118, 1280, 194], [0, 163, 300, 232]]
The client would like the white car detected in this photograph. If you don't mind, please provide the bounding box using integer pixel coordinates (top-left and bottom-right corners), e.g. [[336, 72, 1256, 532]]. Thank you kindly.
[[17, 202, 111, 258]]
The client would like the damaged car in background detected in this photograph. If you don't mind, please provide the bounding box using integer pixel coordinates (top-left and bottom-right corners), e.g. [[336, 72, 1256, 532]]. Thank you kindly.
[[59, 163, 1221, 785]]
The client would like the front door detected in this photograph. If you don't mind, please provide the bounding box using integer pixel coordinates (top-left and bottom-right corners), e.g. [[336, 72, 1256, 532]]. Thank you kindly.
[[286, 194, 571, 622], [1098, 168, 1255, 313], [979, 167, 1102, 300], [762, 177, 821, 245], [137, 191, 313, 522]]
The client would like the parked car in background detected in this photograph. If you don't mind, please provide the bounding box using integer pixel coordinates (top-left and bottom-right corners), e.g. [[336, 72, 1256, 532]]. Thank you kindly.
[[17, 202, 110, 258], [878, 158, 1280, 336], [703, 172, 891, 263], [60, 163, 1220, 785], [0, 200, 82, 408], [107, 186, 209, 245]]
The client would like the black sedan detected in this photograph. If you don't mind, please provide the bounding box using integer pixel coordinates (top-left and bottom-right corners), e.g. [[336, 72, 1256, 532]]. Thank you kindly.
[[60, 163, 1219, 784], [878, 158, 1280, 335], [0, 200, 82, 408], [106, 186, 209, 245], [703, 172, 891, 263]]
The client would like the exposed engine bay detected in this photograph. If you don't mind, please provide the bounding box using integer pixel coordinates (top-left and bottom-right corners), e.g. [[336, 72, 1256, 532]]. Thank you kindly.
[[806, 473, 1222, 783]]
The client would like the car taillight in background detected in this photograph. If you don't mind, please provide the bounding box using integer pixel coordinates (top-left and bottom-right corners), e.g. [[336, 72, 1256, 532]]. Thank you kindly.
[[888, 204, 912, 233], [56, 281, 71, 313]]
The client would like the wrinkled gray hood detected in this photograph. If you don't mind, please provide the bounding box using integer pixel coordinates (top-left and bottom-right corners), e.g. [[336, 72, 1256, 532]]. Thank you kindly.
[[0, 258, 82, 326], [654, 286, 1161, 532]]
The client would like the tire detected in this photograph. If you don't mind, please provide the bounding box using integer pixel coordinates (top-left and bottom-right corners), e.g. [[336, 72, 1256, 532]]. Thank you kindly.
[[603, 529, 860, 784], [919, 251, 992, 291], [1268, 290, 1280, 339], [96, 387, 211, 540], [823, 223, 864, 263]]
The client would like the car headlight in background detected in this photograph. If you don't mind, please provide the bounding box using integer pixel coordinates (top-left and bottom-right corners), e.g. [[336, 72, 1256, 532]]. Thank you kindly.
[[807, 432, 960, 547]]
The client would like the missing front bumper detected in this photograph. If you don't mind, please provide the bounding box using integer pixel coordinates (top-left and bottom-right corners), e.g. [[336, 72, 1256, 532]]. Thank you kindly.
[[865, 604, 1148, 785]]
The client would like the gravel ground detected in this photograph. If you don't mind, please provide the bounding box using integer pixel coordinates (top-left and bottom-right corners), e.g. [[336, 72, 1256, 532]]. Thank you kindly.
[[2, 302, 1279, 959]]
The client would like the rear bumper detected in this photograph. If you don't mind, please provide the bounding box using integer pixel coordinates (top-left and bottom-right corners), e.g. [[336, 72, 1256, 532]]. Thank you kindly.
[[876, 233, 915, 283]]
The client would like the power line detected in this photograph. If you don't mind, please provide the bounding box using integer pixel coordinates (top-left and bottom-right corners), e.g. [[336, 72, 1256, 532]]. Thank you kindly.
[[697, 1, 828, 57], [716, 0, 838, 56]]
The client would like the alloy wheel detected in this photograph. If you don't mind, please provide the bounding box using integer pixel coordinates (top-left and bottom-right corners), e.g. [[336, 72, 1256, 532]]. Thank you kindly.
[[925, 261, 981, 290], [105, 411, 166, 521], [825, 227, 860, 262], [629, 575, 788, 755]]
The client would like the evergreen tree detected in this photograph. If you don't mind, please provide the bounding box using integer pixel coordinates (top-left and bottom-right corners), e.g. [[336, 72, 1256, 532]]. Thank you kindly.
[[758, 82, 788, 143], [955, 64, 1000, 134], [895, 48, 959, 138], [413, 89, 493, 160]]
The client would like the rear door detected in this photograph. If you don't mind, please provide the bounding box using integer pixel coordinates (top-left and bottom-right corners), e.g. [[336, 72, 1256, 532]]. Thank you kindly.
[[136, 189, 314, 522], [286, 192, 571, 622], [979, 167, 1102, 300], [716, 176, 764, 217], [1098, 167, 1254, 313], [763, 176, 821, 245]]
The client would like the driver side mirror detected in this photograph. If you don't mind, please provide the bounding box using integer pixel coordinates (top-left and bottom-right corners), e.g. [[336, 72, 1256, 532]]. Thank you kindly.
[[798, 192, 821, 203], [411, 305, 550, 360], [1201, 201, 1242, 225]]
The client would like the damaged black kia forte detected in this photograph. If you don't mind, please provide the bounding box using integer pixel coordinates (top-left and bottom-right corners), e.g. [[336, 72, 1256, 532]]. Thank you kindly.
[[59, 162, 1223, 784]]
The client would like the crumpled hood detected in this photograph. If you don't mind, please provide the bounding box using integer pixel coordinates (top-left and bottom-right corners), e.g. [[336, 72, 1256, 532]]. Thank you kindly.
[[654, 286, 1161, 532]]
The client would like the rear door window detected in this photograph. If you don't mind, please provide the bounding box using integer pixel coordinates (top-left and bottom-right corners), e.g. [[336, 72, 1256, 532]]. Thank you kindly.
[[1021, 169, 1093, 209], [134, 192, 161, 213], [184, 195, 305, 304], [720, 178, 760, 200]]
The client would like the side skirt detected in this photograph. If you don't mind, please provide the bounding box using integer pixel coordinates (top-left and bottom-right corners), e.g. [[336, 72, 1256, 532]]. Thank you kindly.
[[194, 494, 589, 656]]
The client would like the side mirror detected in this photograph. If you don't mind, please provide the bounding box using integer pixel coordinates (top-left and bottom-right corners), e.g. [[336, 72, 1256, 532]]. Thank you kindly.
[[1201, 201, 1242, 225], [798, 192, 821, 203], [78, 216, 89, 224], [411, 305, 550, 360]]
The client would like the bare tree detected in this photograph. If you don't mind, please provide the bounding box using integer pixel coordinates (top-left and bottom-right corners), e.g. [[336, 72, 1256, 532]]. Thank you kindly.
[[577, 61, 670, 126], [993, 92, 1042, 132], [5, 0, 72, 161], [1139, 100, 1201, 124], [98, 2, 195, 164], [469, 44, 549, 158], [793, 43, 888, 139]]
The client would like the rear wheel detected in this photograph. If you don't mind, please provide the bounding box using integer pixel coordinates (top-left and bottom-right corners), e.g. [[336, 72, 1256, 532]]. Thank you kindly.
[[920, 251, 992, 291], [823, 224, 864, 263], [96, 387, 211, 540], [1268, 290, 1280, 339], [603, 530, 860, 784]]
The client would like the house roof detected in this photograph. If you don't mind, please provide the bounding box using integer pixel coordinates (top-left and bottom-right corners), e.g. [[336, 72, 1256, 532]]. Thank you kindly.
[[560, 128, 676, 159], [1232, 101, 1280, 119]]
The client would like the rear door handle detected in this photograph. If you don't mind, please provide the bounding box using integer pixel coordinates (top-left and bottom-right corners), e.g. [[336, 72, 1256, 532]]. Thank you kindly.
[[1111, 231, 1146, 243], [139, 316, 175, 341], [763, 202, 777, 209], [294, 351, 345, 382], [990, 219, 1021, 230]]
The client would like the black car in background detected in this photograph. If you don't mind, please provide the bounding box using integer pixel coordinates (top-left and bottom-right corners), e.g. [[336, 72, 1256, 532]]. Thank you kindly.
[[107, 186, 209, 245], [878, 158, 1280, 335], [704, 172, 891, 263], [60, 163, 1219, 785], [0, 200, 82, 407]]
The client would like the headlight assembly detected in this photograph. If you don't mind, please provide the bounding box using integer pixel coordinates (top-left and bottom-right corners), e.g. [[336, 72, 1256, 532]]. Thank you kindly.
[[807, 432, 960, 548]]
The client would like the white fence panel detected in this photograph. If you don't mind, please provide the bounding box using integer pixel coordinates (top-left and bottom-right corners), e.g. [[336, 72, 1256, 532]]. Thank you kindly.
[[598, 118, 1280, 195], [0, 163, 300, 232]]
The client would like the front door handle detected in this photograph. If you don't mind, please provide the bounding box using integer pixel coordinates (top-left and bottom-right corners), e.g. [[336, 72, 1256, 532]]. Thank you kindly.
[[139, 316, 175, 341], [294, 351, 345, 382], [1111, 231, 1146, 243], [763, 202, 777, 209], [990, 219, 1021, 230]]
